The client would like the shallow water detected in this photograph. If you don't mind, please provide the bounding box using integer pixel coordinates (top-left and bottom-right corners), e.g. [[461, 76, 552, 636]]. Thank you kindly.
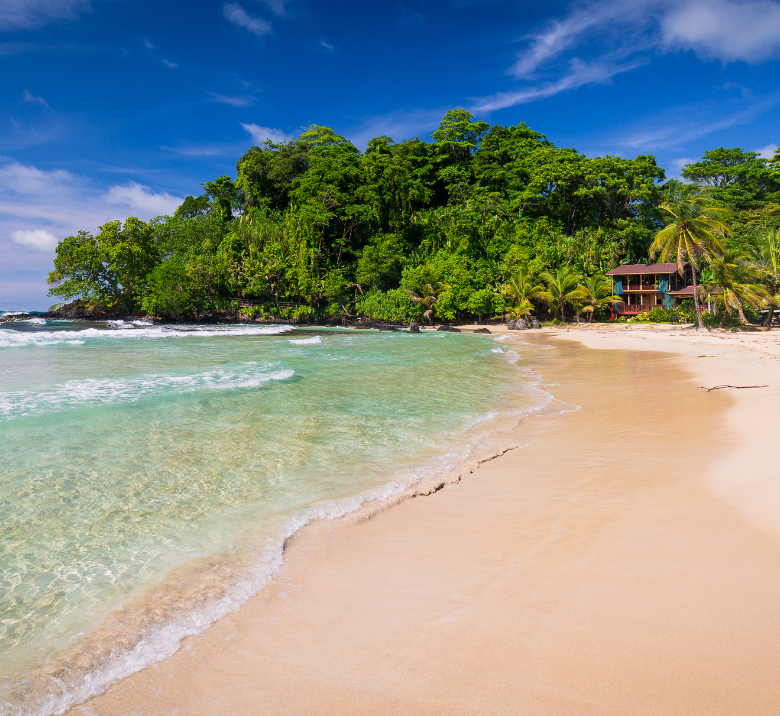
[[0, 321, 549, 715]]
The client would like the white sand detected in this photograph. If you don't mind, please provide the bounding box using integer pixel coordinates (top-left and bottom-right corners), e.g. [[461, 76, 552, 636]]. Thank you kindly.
[[69, 326, 780, 716]]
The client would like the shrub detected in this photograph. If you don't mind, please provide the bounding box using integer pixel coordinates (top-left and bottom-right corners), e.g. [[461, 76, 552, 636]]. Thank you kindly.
[[356, 289, 422, 323]]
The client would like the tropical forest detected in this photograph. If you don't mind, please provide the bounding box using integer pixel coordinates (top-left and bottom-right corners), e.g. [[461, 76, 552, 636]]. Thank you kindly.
[[47, 109, 780, 328]]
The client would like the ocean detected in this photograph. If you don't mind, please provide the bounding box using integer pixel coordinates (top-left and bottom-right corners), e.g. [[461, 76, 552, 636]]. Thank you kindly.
[[0, 319, 552, 715]]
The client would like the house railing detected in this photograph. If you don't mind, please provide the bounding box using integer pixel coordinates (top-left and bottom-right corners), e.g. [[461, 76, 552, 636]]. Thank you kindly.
[[622, 283, 659, 292], [620, 304, 656, 315]]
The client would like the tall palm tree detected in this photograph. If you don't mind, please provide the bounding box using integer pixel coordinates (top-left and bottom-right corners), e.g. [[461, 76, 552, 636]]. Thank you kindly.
[[578, 274, 623, 323], [650, 184, 732, 329], [539, 266, 584, 321], [759, 224, 780, 326], [704, 248, 768, 326], [504, 269, 544, 321]]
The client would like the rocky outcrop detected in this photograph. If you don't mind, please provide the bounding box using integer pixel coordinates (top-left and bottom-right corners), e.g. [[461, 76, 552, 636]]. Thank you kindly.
[[408, 322, 420, 333], [436, 325, 462, 332], [46, 300, 130, 320], [531, 319, 542, 329], [507, 319, 516, 330], [472, 327, 492, 334]]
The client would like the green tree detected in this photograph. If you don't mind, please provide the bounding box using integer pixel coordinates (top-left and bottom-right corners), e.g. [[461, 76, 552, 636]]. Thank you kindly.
[[539, 266, 584, 321], [650, 185, 731, 329], [682, 148, 778, 210], [578, 274, 622, 322], [47, 218, 158, 311], [758, 223, 780, 326], [704, 248, 768, 326], [504, 269, 544, 319]]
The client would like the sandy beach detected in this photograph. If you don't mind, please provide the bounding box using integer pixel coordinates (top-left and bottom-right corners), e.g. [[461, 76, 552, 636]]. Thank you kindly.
[[69, 326, 780, 716]]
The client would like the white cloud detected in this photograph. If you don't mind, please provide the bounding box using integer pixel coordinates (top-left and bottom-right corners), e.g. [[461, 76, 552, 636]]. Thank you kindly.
[[320, 39, 334, 52], [163, 59, 178, 68], [755, 143, 779, 158], [210, 92, 256, 107], [670, 157, 696, 175], [0, 162, 183, 257], [241, 123, 290, 144], [473, 57, 646, 112], [258, 0, 286, 16], [11, 229, 58, 251], [144, 39, 155, 49], [223, 2, 272, 37], [22, 89, 49, 107], [103, 183, 182, 217], [661, 0, 780, 63], [483, 0, 780, 111], [0, 0, 90, 30]]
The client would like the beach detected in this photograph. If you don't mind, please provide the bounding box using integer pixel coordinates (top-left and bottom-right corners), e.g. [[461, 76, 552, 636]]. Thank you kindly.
[[65, 326, 780, 716]]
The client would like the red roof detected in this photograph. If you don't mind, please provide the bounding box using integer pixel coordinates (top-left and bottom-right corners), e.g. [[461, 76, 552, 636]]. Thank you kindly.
[[606, 263, 686, 276], [668, 285, 697, 296]]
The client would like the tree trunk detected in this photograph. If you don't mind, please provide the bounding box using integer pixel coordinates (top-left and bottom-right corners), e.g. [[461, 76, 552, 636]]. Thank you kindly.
[[691, 264, 704, 329], [719, 308, 728, 328], [763, 307, 774, 328], [736, 298, 749, 325]]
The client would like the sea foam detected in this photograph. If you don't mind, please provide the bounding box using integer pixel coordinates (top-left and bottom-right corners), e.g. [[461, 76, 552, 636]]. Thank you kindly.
[[0, 364, 294, 420], [0, 324, 293, 349]]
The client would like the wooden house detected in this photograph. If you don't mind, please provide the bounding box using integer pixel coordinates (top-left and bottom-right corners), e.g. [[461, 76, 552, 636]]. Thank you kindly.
[[605, 263, 692, 317]]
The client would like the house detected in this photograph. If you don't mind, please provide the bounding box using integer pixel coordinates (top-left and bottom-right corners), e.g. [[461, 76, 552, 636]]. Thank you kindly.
[[605, 263, 692, 316]]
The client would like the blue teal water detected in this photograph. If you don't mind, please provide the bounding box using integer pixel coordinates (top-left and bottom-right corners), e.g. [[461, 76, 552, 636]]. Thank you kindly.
[[0, 320, 546, 715]]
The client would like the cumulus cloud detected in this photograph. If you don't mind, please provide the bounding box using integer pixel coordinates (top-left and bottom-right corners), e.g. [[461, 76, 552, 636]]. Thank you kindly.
[[756, 143, 779, 158], [103, 183, 182, 217], [661, 0, 780, 63], [223, 2, 272, 37], [0, 162, 183, 257], [241, 123, 290, 144], [479, 0, 780, 112], [0, 0, 91, 31], [22, 89, 49, 107], [11, 229, 58, 251]]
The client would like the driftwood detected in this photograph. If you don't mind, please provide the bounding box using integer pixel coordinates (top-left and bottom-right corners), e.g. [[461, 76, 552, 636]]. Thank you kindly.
[[699, 385, 769, 393]]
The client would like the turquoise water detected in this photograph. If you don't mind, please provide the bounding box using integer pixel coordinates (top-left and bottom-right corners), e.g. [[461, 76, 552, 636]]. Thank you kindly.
[[0, 320, 549, 715]]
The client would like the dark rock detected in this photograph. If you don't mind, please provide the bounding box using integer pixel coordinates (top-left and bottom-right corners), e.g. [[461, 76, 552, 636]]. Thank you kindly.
[[507, 319, 516, 330], [408, 322, 420, 333], [436, 325, 462, 332], [531, 319, 542, 329], [515, 318, 529, 330], [473, 327, 492, 334]]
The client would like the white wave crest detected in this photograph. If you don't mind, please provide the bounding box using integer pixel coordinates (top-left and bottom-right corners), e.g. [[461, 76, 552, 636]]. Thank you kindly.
[[0, 365, 294, 421], [0, 324, 293, 349], [288, 336, 322, 345]]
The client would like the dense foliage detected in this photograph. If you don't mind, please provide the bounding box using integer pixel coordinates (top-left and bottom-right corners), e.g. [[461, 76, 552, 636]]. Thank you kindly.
[[48, 110, 780, 324]]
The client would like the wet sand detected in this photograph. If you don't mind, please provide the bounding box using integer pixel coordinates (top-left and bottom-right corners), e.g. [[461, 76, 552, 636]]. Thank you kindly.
[[70, 331, 780, 715]]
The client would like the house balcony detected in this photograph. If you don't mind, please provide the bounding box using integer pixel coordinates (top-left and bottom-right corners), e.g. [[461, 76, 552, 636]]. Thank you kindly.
[[622, 284, 661, 292]]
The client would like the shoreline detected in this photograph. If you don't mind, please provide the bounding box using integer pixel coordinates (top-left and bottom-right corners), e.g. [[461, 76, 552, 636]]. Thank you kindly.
[[70, 327, 780, 715]]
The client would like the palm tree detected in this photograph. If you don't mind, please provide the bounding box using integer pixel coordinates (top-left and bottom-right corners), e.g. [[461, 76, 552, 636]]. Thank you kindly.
[[578, 274, 623, 323], [704, 248, 768, 326], [539, 266, 584, 321], [504, 269, 544, 321], [759, 224, 780, 326], [650, 184, 732, 329], [403, 282, 442, 324]]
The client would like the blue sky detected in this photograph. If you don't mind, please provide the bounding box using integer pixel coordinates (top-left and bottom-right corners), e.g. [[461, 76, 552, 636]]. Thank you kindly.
[[2, 0, 780, 310]]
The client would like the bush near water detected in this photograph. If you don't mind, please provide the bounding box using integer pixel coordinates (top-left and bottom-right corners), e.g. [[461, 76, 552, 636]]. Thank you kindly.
[[46, 110, 780, 325]]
